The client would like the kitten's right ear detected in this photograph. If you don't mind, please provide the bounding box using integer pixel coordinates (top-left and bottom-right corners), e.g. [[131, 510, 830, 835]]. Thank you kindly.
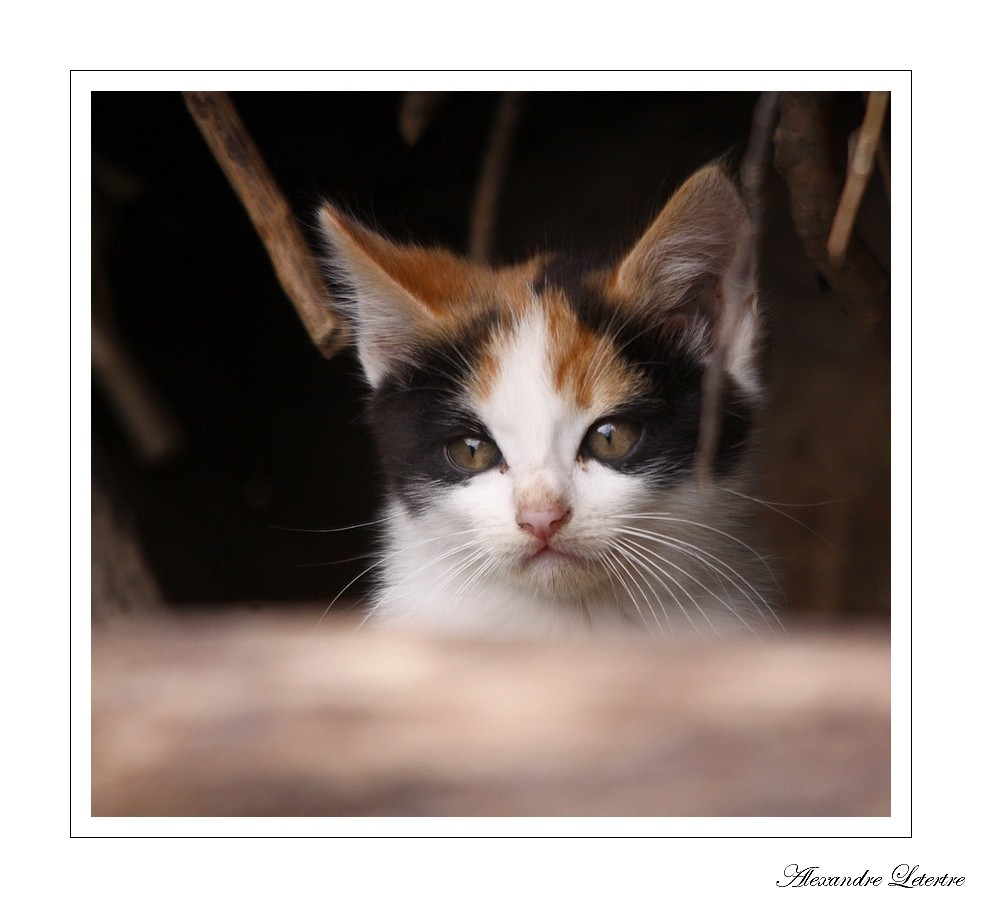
[[318, 204, 441, 388], [611, 165, 760, 394]]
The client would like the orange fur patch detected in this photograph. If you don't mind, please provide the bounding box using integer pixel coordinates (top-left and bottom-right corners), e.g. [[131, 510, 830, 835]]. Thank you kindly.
[[469, 330, 503, 401], [326, 204, 646, 411], [326, 206, 541, 326], [542, 288, 643, 410], [466, 281, 644, 410]]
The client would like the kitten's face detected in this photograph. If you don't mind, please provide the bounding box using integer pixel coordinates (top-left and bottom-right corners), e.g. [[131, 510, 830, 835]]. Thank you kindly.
[[453, 307, 645, 594], [367, 290, 750, 599], [320, 165, 766, 632]]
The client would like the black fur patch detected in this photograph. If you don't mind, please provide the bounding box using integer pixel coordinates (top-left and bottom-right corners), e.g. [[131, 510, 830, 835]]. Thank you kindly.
[[534, 255, 753, 484], [368, 258, 754, 514], [367, 317, 503, 513]]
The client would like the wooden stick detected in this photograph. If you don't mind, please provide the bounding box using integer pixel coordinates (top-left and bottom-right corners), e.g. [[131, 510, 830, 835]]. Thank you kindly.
[[184, 92, 348, 357], [877, 136, 891, 200], [91, 464, 167, 621], [469, 92, 524, 263], [399, 91, 446, 146], [91, 318, 184, 462], [695, 92, 778, 487], [828, 92, 890, 267], [774, 92, 890, 357]]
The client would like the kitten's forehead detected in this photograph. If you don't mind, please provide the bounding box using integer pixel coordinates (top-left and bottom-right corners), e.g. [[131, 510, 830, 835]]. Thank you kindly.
[[541, 288, 644, 410], [472, 310, 585, 470], [468, 282, 644, 415]]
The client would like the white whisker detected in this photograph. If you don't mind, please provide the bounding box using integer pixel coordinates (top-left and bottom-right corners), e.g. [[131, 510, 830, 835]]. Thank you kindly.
[[611, 537, 714, 638], [598, 549, 657, 635], [718, 486, 846, 559], [273, 519, 384, 534], [313, 558, 382, 631], [609, 512, 780, 588], [605, 542, 678, 638], [615, 536, 724, 638], [616, 524, 781, 629]]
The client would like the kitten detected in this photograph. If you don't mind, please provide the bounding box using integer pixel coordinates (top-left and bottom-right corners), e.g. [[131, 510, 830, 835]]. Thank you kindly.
[[319, 165, 777, 638]]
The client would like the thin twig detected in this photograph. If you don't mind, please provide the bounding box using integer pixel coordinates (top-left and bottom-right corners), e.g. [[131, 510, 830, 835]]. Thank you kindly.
[[773, 92, 890, 357], [469, 92, 524, 263], [184, 91, 348, 357], [694, 339, 727, 490], [694, 92, 779, 488], [828, 92, 890, 267], [740, 91, 782, 243], [876, 137, 891, 200], [399, 92, 446, 146], [91, 318, 184, 462]]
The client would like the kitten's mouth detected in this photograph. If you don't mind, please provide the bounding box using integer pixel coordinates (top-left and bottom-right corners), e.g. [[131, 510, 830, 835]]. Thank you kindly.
[[526, 541, 581, 567], [515, 540, 604, 591]]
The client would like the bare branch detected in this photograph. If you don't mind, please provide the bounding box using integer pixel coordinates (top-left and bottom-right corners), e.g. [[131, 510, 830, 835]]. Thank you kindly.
[[91, 466, 166, 622], [739, 91, 782, 240], [399, 91, 446, 146], [828, 92, 890, 267], [91, 318, 184, 463], [773, 92, 890, 357], [184, 91, 348, 357], [469, 92, 524, 263], [877, 136, 891, 200], [695, 92, 779, 488]]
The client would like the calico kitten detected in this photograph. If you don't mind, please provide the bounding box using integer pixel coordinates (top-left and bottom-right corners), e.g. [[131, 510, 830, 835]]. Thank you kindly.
[[319, 165, 777, 638]]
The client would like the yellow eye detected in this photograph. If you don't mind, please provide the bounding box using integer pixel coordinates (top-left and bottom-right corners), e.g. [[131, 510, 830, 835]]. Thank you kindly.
[[446, 436, 502, 472], [583, 418, 641, 461]]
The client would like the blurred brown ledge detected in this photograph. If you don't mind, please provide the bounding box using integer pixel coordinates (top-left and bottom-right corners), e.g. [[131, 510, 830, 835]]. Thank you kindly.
[[90, 613, 889, 817]]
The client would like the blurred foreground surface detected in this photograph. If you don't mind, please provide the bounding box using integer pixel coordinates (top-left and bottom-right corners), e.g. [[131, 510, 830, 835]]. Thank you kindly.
[[91, 613, 889, 817]]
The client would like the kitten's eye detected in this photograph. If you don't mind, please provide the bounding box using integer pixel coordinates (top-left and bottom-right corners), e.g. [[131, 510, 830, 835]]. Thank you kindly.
[[446, 436, 502, 473], [583, 418, 642, 462]]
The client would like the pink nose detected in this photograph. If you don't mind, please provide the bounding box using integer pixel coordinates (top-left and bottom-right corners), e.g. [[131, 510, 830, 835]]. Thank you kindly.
[[518, 507, 571, 541]]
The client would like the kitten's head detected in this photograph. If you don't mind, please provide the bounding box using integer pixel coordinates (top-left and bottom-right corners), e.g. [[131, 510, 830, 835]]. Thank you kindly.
[[319, 166, 762, 613]]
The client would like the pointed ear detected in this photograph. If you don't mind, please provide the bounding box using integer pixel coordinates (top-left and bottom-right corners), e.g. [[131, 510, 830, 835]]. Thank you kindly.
[[317, 204, 469, 387], [612, 165, 760, 391]]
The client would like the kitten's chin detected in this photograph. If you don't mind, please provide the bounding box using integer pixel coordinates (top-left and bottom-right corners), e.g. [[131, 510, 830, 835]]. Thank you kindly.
[[513, 544, 602, 593]]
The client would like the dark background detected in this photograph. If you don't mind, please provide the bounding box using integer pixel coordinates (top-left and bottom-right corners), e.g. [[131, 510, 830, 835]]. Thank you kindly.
[[90, 91, 890, 620]]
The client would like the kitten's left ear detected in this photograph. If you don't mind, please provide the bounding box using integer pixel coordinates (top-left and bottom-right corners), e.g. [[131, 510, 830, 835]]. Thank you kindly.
[[612, 165, 760, 393]]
